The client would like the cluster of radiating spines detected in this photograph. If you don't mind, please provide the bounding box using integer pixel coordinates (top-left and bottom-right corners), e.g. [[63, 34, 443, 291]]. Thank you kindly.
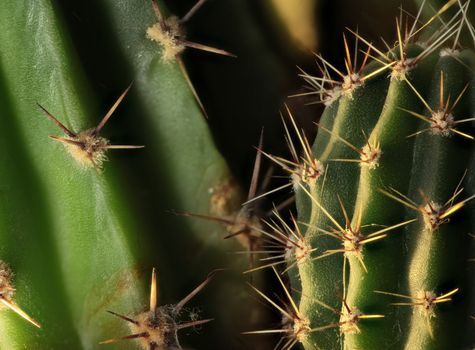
[[0, 261, 41, 329], [240, 209, 315, 275], [175, 132, 298, 272], [339, 302, 386, 335], [298, 185, 416, 272], [243, 267, 318, 350], [240, 208, 391, 345], [315, 123, 382, 169], [146, 0, 234, 62], [296, 0, 468, 107], [146, 0, 234, 115], [294, 292, 386, 339], [380, 172, 475, 233], [37, 84, 144, 170], [357, 0, 467, 80], [101, 268, 215, 350], [254, 107, 325, 196], [174, 202, 264, 272], [295, 31, 396, 106], [374, 174, 472, 339], [375, 287, 459, 338], [401, 71, 475, 139]]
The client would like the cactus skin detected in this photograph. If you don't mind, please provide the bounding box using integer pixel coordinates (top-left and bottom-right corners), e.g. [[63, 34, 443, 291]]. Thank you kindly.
[[293, 20, 475, 350], [296, 61, 392, 349], [0, 1, 151, 348], [0, 74, 81, 348], [64, 0, 274, 348], [3, 0, 475, 349], [0, 0, 269, 349], [400, 51, 475, 350], [341, 46, 436, 350]]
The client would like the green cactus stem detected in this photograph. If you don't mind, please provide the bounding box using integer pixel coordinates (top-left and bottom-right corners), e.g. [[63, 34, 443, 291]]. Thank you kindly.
[[287, 3, 475, 349]]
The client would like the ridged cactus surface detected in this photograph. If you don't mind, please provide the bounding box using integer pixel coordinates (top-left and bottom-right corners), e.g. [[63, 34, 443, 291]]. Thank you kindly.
[[288, 7, 475, 350], [0, 0, 262, 349], [1, 0, 475, 349]]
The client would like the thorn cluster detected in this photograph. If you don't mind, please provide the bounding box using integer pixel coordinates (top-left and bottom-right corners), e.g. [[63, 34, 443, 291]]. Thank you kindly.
[[0, 261, 41, 328], [38, 84, 143, 170], [147, 0, 234, 62], [101, 268, 214, 349]]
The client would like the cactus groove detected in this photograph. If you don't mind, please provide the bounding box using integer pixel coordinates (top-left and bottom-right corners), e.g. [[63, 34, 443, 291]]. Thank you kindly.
[[1, 0, 475, 349], [292, 4, 475, 350]]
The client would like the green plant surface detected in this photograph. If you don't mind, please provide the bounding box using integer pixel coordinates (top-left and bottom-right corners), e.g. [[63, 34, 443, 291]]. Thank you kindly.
[[0, 0, 275, 349], [297, 62, 390, 349], [401, 51, 474, 350], [2, 0, 475, 349], [164, 0, 299, 180], [0, 69, 80, 349], [59, 0, 275, 347], [0, 1, 148, 348], [341, 46, 435, 350], [292, 10, 475, 350]]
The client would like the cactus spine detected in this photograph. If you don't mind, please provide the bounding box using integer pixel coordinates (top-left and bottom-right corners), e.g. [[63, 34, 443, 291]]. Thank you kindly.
[[1, 0, 475, 349], [290, 3, 475, 349]]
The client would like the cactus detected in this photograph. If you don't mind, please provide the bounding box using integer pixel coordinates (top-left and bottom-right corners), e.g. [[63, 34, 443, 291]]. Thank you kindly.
[[100, 268, 216, 349], [273, 2, 475, 350], [0, 0, 266, 349], [1, 0, 475, 349]]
